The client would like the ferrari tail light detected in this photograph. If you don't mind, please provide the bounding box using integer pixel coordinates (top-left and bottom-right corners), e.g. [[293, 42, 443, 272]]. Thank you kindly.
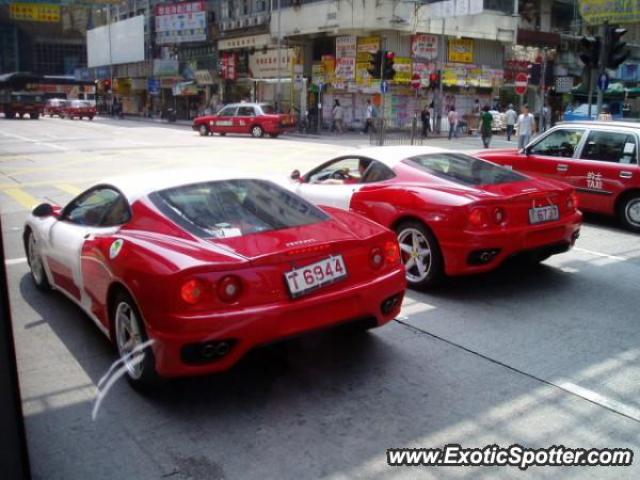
[[493, 207, 506, 225], [181, 278, 206, 305], [468, 208, 489, 228], [370, 247, 384, 269], [217, 275, 242, 303], [384, 241, 401, 265]]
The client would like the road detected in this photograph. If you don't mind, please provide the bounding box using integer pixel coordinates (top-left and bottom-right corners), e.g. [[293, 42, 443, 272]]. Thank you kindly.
[[1, 116, 639, 480]]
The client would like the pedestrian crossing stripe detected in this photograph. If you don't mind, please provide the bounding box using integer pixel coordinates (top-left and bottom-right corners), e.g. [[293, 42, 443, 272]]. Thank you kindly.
[[56, 184, 83, 196]]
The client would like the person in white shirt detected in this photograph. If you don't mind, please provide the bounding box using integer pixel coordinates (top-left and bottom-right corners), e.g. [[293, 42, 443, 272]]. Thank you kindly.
[[504, 104, 517, 141], [516, 104, 536, 149], [447, 106, 459, 140], [332, 100, 344, 134], [363, 99, 376, 134]]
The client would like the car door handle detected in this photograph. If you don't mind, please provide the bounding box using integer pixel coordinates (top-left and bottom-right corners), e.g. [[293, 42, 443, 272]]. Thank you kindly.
[[620, 171, 633, 179], [557, 164, 569, 172]]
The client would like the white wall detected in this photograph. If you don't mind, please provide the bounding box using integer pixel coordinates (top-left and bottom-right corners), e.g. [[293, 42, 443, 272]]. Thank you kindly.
[[87, 15, 145, 68]]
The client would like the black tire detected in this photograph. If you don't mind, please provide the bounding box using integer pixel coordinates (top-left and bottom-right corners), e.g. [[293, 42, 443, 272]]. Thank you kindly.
[[396, 220, 444, 289], [198, 124, 209, 136], [269, 133, 280, 138], [30, 112, 39, 120], [111, 290, 161, 390], [5, 110, 13, 119], [26, 230, 51, 291], [619, 194, 640, 232], [218, 132, 226, 136], [89, 116, 94, 121], [251, 125, 264, 138]]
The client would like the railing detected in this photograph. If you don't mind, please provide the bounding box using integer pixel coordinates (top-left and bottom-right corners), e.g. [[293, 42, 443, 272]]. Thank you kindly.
[[369, 118, 426, 146]]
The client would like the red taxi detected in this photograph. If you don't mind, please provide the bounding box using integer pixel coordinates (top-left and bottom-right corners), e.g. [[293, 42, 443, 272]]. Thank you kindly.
[[477, 122, 640, 231], [63, 99, 96, 120], [44, 98, 69, 118], [193, 103, 295, 138]]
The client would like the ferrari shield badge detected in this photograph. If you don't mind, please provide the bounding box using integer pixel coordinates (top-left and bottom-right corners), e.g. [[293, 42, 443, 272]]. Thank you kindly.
[[109, 239, 124, 259]]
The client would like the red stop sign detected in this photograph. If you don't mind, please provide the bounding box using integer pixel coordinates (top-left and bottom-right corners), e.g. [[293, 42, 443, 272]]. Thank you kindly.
[[515, 72, 528, 95], [411, 73, 421, 90]]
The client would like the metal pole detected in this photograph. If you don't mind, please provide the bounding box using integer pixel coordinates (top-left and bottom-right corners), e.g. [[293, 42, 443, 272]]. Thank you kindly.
[[539, 48, 546, 133], [107, 7, 113, 114], [587, 67, 594, 118], [596, 21, 608, 116], [379, 48, 385, 146], [437, 18, 445, 134], [276, 0, 282, 110]]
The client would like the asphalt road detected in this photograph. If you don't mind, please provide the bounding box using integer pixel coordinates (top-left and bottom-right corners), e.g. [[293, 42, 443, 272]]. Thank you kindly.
[[1, 116, 640, 480]]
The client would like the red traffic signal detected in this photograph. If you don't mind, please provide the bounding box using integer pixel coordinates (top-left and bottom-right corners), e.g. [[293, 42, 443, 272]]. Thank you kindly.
[[429, 72, 440, 88], [382, 50, 395, 81]]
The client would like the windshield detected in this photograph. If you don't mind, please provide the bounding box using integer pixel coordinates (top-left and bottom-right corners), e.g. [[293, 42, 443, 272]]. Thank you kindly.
[[407, 153, 526, 186], [151, 179, 329, 239], [260, 104, 275, 114], [71, 100, 91, 108]]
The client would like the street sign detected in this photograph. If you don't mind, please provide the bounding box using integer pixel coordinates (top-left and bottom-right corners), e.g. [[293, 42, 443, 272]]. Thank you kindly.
[[515, 72, 528, 95], [380, 80, 389, 93], [597, 72, 609, 92], [411, 73, 421, 90]]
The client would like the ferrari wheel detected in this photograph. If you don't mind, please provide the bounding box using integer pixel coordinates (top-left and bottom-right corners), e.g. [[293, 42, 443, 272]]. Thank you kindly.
[[26, 231, 51, 291], [198, 124, 209, 136], [113, 292, 159, 389], [396, 220, 444, 289], [251, 125, 264, 138], [620, 194, 640, 232]]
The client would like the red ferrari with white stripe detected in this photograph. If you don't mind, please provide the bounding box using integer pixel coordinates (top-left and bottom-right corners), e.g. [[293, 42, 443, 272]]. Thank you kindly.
[[23, 170, 405, 388], [286, 146, 582, 289]]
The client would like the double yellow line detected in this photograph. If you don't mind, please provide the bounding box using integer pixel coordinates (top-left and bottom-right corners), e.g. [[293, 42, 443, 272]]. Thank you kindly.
[[1, 183, 83, 211]]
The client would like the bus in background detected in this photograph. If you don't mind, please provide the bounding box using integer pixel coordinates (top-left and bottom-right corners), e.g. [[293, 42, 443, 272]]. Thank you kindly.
[[0, 72, 45, 119]]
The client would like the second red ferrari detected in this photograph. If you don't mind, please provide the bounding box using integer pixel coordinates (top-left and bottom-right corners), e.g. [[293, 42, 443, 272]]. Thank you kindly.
[[285, 146, 582, 289]]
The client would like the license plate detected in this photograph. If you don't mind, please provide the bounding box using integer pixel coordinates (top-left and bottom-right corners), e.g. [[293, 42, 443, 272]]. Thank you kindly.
[[285, 255, 347, 298], [529, 205, 559, 224]]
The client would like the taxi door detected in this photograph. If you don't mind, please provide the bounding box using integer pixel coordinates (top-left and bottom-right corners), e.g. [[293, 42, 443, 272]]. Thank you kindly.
[[234, 105, 257, 134], [521, 128, 587, 182], [212, 105, 237, 134]]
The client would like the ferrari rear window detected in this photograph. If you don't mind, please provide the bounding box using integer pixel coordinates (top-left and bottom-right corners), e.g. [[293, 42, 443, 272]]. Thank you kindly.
[[151, 179, 329, 239], [407, 153, 526, 186]]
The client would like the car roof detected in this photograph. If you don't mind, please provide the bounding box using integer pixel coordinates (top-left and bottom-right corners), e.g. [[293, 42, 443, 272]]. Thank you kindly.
[[341, 145, 452, 168], [556, 121, 640, 130], [223, 103, 267, 108], [101, 168, 271, 203]]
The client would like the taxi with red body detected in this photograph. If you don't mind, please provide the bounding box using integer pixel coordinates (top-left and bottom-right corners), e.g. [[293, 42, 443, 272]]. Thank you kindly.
[[193, 103, 295, 138], [63, 99, 96, 120], [44, 98, 69, 118], [477, 122, 640, 231]]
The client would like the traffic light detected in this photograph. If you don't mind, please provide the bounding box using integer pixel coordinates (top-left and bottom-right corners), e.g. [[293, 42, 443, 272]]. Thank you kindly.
[[429, 72, 440, 89], [368, 50, 382, 79], [528, 63, 541, 86], [606, 25, 630, 69], [382, 50, 395, 80], [579, 35, 601, 69]]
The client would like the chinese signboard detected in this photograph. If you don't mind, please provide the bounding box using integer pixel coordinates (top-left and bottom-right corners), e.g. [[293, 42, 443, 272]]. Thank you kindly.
[[218, 34, 271, 51], [9, 3, 60, 22], [579, 0, 640, 25], [155, 1, 207, 45], [393, 57, 413, 84], [441, 63, 504, 88], [335, 57, 356, 81], [321, 55, 336, 83], [248, 49, 295, 79], [411, 34, 438, 61], [448, 39, 474, 63], [222, 52, 239, 80], [336, 36, 357, 59], [355, 36, 380, 87], [153, 59, 179, 77]]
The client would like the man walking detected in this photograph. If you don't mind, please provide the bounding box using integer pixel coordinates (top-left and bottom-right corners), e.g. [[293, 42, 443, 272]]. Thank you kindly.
[[480, 105, 493, 148], [516, 104, 536, 149], [332, 99, 344, 134], [420, 104, 431, 138], [505, 104, 517, 141], [363, 99, 376, 134], [447, 106, 458, 140]]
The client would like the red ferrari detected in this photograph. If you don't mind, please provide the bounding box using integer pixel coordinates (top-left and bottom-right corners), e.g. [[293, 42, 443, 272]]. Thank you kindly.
[[286, 146, 582, 289], [24, 171, 405, 388]]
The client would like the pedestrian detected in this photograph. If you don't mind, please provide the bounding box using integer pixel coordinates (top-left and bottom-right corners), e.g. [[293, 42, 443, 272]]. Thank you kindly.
[[505, 104, 517, 141], [332, 99, 344, 134], [542, 104, 551, 131], [516, 104, 536, 149], [447, 106, 459, 140], [480, 105, 493, 148], [598, 105, 613, 121], [363, 99, 376, 134], [420, 104, 431, 138]]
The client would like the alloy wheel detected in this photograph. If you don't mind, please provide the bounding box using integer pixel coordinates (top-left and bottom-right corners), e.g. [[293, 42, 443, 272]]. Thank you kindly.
[[398, 228, 432, 283], [115, 301, 145, 380]]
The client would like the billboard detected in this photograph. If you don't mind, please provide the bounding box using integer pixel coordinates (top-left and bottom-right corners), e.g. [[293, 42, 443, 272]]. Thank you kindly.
[[155, 1, 207, 45], [9, 3, 60, 23], [579, 0, 640, 25], [87, 15, 145, 68]]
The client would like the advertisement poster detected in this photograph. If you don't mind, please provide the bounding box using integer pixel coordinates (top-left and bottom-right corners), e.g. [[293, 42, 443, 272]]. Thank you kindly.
[[336, 36, 357, 59], [411, 34, 438, 61], [393, 57, 413, 84], [322, 55, 336, 83], [312, 64, 324, 85], [155, 1, 207, 44], [356, 36, 380, 61], [448, 39, 474, 63], [335, 57, 356, 81], [579, 0, 640, 25], [9, 3, 60, 22]]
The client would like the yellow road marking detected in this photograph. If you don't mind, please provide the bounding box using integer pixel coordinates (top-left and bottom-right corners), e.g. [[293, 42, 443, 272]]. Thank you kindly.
[[4, 188, 39, 210], [56, 183, 83, 196]]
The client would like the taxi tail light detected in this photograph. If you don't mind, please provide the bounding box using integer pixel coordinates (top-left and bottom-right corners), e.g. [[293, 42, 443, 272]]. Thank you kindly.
[[180, 278, 207, 305], [468, 207, 489, 228], [567, 191, 578, 211], [217, 275, 242, 303]]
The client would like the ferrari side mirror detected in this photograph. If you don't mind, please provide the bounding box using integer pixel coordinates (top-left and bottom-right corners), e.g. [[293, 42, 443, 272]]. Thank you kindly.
[[290, 169, 301, 181], [32, 203, 55, 217]]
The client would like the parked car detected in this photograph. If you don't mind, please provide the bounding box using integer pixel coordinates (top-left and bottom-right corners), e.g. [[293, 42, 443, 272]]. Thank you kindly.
[[477, 121, 640, 231], [63, 99, 96, 120], [192, 103, 296, 138], [284, 146, 582, 289], [563, 103, 623, 122], [44, 98, 69, 118], [23, 170, 405, 388]]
